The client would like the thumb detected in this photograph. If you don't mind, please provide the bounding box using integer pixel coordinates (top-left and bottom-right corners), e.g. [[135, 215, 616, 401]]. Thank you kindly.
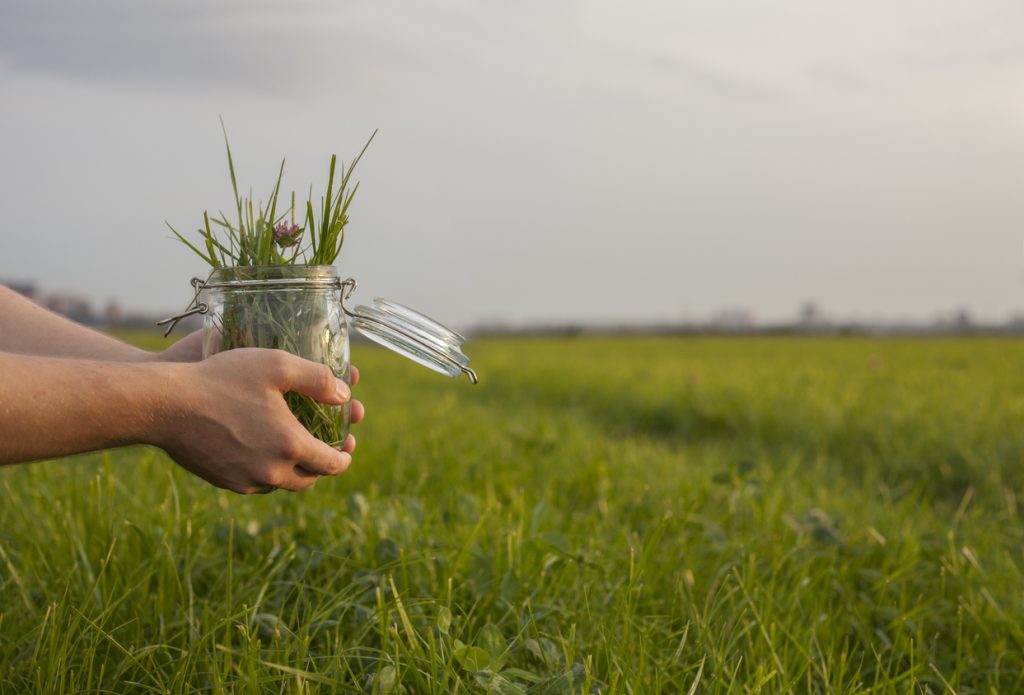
[[274, 352, 350, 405]]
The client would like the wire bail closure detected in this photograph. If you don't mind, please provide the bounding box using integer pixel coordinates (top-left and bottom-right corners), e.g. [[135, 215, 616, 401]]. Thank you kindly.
[[155, 277, 209, 337], [157, 275, 478, 384]]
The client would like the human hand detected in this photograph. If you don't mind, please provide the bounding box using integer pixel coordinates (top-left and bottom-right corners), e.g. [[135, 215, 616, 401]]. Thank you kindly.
[[155, 329, 204, 362], [153, 348, 365, 494]]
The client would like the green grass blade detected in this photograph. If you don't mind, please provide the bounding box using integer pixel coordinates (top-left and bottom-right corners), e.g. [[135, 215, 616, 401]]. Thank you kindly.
[[166, 222, 215, 266]]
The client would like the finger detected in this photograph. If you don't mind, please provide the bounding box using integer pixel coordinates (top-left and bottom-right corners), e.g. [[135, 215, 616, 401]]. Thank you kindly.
[[179, 329, 204, 353], [277, 477, 317, 492], [350, 365, 360, 386], [275, 352, 350, 405], [294, 464, 319, 479], [232, 483, 275, 495], [350, 399, 365, 424], [162, 329, 204, 363], [341, 434, 356, 454], [273, 465, 320, 492], [293, 435, 352, 477]]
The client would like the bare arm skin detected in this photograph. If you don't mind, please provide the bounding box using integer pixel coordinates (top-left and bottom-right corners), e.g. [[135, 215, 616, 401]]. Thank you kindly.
[[0, 349, 365, 492], [0, 284, 162, 361], [0, 284, 366, 493]]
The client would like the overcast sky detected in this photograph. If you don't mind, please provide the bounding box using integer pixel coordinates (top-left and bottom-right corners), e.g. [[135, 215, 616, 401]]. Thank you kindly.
[[1, 0, 1023, 327]]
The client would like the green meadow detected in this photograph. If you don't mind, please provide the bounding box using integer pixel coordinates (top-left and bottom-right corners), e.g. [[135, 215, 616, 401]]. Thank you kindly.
[[3, 336, 1024, 693]]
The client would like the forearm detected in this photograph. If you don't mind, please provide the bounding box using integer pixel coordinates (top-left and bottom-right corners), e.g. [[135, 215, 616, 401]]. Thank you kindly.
[[0, 285, 151, 361], [0, 351, 183, 464]]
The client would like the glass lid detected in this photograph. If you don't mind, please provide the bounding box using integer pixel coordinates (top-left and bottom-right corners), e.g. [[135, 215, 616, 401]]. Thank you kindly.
[[340, 279, 477, 384]]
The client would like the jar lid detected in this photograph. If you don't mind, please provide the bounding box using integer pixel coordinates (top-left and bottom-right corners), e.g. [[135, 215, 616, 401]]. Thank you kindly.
[[341, 280, 477, 384]]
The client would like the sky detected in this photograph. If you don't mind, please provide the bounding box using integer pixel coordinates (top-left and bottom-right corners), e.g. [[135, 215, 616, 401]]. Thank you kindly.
[[1, 0, 1023, 328]]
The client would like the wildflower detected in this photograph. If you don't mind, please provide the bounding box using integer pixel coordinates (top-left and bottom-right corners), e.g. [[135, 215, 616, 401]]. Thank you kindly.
[[273, 222, 303, 248]]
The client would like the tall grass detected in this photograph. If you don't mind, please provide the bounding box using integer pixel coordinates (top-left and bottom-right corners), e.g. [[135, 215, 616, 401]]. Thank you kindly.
[[2, 337, 1024, 692], [167, 122, 376, 270]]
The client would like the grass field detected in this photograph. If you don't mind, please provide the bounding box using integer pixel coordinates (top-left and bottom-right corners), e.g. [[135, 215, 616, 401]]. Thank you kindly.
[[3, 336, 1024, 693]]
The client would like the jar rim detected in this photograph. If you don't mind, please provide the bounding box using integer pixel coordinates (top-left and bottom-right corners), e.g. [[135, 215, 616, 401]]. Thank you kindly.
[[204, 265, 340, 291], [208, 264, 338, 282]]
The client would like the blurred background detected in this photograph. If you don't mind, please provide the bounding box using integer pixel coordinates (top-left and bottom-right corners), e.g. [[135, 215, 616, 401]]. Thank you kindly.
[[1, 0, 1022, 334]]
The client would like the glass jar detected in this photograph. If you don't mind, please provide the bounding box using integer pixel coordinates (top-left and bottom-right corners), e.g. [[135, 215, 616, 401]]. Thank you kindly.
[[160, 264, 476, 449], [201, 265, 351, 447]]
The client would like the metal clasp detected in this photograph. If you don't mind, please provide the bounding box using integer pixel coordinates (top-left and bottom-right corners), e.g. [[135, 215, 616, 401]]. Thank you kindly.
[[155, 277, 209, 337], [339, 277, 359, 317]]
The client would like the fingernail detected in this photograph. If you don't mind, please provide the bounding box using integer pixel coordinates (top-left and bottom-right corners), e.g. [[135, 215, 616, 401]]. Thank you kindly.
[[336, 379, 351, 402]]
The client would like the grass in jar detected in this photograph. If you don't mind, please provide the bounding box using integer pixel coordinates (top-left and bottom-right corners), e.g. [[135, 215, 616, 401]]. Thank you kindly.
[[169, 122, 373, 446]]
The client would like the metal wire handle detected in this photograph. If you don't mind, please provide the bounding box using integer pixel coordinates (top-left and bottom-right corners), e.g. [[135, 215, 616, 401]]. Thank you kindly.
[[155, 277, 209, 337]]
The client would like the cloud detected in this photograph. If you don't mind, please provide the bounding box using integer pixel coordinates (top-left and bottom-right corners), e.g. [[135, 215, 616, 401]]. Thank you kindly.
[[3, 0, 1024, 324], [0, 0, 791, 105], [0, 1, 380, 92]]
